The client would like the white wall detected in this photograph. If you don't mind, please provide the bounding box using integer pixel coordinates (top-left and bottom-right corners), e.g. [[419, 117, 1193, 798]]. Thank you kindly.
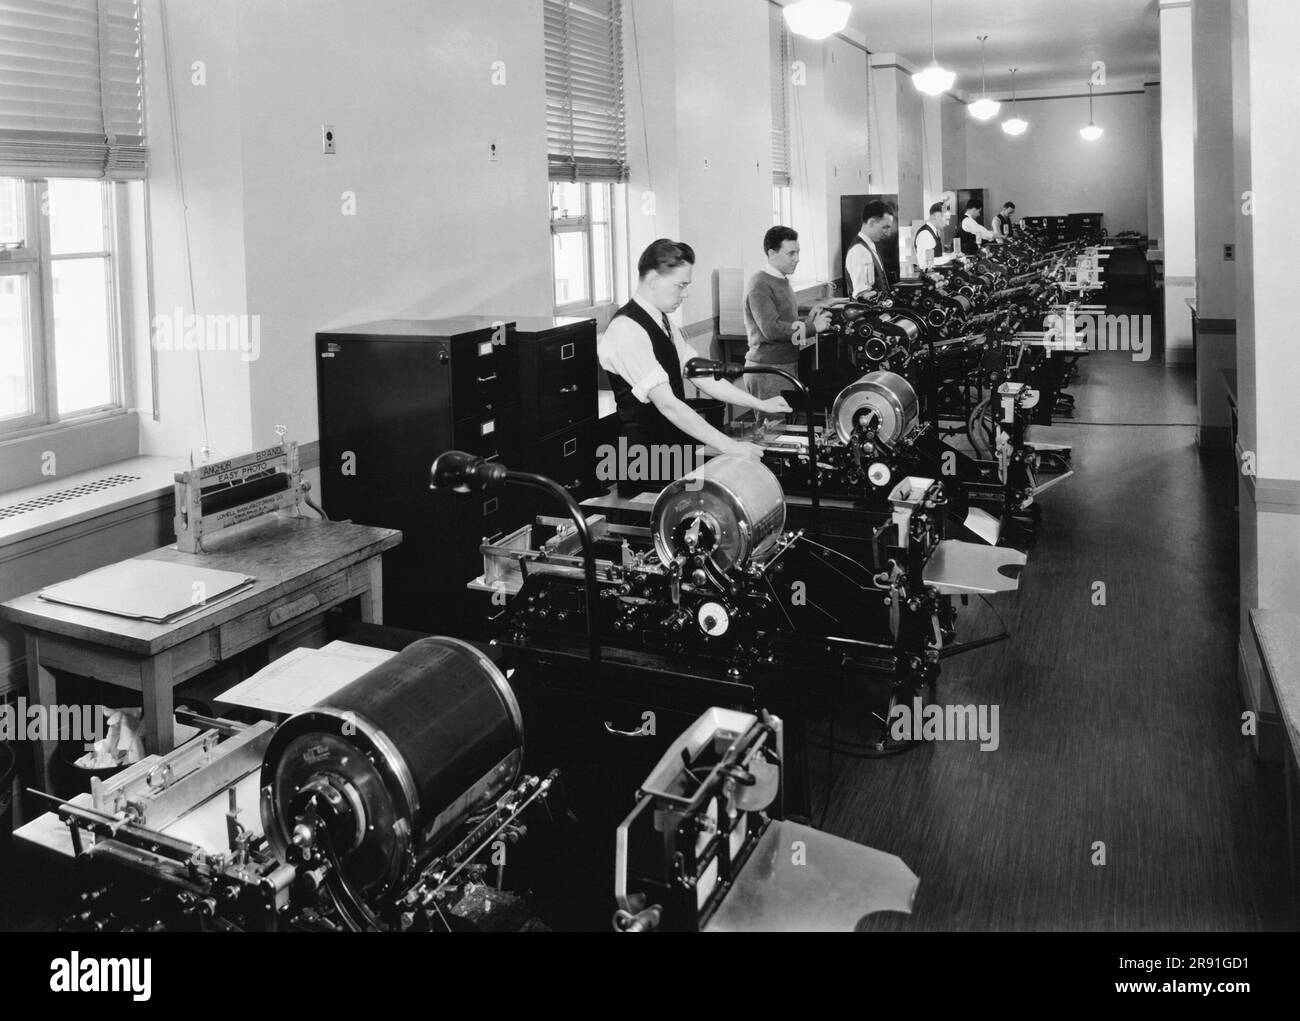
[[1159, 0, 1196, 363], [140, 0, 553, 456], [964, 90, 1150, 234]]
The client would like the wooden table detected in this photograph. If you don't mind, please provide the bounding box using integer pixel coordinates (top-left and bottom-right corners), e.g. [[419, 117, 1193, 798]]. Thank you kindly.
[[0, 516, 401, 792]]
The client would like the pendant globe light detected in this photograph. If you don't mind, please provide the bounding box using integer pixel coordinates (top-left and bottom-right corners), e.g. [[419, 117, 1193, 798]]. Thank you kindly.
[[912, 0, 956, 96], [783, 0, 851, 41], [968, 36, 1001, 121], [1001, 68, 1028, 135], [1080, 82, 1103, 140]]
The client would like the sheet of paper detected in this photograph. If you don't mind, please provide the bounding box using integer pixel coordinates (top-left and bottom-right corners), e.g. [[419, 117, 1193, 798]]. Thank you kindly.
[[216, 641, 397, 716], [40, 560, 255, 623]]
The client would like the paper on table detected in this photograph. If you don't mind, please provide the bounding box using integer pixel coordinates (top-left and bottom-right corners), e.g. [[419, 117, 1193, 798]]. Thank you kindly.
[[39, 560, 255, 623], [216, 640, 397, 716]]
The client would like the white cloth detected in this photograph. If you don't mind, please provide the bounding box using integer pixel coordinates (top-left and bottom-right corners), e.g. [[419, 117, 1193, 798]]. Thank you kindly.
[[915, 224, 940, 268], [962, 214, 997, 245], [844, 231, 880, 296], [597, 294, 693, 403], [761, 262, 786, 280]]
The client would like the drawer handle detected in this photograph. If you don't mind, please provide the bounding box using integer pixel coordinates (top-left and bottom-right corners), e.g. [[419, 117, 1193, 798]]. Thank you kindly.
[[564, 478, 582, 490], [559, 384, 579, 394], [477, 373, 498, 384], [561, 342, 575, 360], [563, 437, 578, 457], [268, 592, 322, 628], [483, 497, 499, 516], [603, 720, 650, 738]]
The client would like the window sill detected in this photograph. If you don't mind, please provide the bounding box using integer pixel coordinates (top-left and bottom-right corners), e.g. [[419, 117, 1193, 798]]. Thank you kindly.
[[0, 452, 186, 558], [0, 411, 139, 496]]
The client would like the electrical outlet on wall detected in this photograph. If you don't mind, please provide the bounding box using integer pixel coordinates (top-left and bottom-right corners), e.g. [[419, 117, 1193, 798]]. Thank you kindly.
[[322, 125, 336, 154], [489, 142, 499, 162], [1223, 243, 1235, 261]]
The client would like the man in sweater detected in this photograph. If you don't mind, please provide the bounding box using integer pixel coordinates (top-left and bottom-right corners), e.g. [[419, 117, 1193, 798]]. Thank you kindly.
[[742, 226, 832, 408]]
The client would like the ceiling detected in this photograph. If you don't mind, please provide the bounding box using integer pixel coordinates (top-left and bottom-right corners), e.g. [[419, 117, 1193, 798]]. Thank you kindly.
[[839, 0, 1161, 93]]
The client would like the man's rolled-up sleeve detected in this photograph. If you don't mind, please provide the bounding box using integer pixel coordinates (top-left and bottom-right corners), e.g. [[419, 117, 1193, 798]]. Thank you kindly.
[[598, 318, 669, 403]]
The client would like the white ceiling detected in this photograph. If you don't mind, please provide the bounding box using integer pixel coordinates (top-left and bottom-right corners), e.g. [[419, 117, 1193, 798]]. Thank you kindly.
[[838, 0, 1161, 93]]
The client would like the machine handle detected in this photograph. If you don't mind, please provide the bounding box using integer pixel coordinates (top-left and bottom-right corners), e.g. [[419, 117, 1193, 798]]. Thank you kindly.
[[603, 720, 651, 738]]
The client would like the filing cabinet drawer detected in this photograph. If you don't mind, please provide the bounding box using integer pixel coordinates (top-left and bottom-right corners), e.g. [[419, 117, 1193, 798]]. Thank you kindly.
[[518, 322, 598, 436], [525, 419, 597, 497], [452, 411, 518, 460], [448, 324, 518, 420]]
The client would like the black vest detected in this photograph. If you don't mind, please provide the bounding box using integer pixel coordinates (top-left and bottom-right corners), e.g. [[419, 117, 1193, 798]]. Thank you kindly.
[[960, 216, 983, 251], [605, 299, 692, 493], [914, 223, 941, 259], [845, 235, 892, 298]]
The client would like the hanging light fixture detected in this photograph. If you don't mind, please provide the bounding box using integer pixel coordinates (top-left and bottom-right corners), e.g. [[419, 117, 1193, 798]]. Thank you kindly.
[[1001, 68, 1028, 135], [912, 0, 956, 96], [783, 0, 850, 40], [1080, 81, 1103, 140], [968, 35, 1001, 120]]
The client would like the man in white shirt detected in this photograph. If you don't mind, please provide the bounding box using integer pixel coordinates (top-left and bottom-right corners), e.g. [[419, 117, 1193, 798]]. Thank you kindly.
[[843, 200, 896, 300], [960, 200, 999, 250], [598, 239, 787, 493], [913, 201, 949, 270]]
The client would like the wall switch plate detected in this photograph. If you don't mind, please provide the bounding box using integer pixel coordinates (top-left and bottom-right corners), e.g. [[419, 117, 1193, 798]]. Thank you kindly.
[[1223, 243, 1234, 261], [489, 142, 499, 162], [322, 125, 336, 154]]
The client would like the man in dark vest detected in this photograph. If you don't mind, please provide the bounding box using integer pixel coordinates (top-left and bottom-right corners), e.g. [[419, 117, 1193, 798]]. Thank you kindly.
[[991, 201, 1016, 238], [598, 239, 785, 493], [844, 200, 896, 300], [960, 199, 998, 251], [913, 200, 949, 270]]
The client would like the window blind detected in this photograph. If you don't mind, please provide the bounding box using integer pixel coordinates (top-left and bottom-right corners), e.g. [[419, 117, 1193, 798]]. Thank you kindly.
[[0, 0, 147, 179], [769, 3, 790, 187], [545, 0, 626, 182]]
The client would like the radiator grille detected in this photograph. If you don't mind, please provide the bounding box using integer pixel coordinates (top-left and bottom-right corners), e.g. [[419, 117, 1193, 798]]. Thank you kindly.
[[0, 474, 143, 521]]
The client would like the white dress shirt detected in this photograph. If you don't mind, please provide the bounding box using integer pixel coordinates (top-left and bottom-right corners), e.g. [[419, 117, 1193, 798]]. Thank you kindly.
[[962, 214, 997, 245], [597, 294, 693, 403], [844, 231, 881, 297], [914, 223, 941, 268]]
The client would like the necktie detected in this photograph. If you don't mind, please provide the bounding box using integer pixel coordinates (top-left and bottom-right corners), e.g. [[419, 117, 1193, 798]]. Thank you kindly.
[[661, 313, 672, 338]]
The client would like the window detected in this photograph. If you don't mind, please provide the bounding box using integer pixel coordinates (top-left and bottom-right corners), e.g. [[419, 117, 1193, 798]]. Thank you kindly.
[[0, 0, 146, 438], [0, 177, 131, 434], [772, 184, 792, 228], [551, 180, 623, 311], [545, 0, 627, 312], [769, 3, 792, 189]]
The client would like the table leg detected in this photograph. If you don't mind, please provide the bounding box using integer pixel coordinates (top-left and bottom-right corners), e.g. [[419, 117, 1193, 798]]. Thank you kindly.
[[139, 651, 176, 756], [23, 633, 57, 793], [359, 556, 384, 625]]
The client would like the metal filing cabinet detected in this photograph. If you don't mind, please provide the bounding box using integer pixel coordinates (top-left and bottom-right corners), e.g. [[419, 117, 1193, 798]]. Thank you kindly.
[[503, 315, 600, 506], [315, 318, 521, 635]]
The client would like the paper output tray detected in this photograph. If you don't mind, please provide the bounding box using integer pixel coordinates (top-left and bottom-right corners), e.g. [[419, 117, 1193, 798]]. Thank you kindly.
[[921, 539, 1026, 594], [703, 820, 918, 932]]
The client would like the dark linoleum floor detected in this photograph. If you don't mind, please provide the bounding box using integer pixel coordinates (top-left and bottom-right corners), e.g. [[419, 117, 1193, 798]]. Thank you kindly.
[[813, 346, 1291, 931]]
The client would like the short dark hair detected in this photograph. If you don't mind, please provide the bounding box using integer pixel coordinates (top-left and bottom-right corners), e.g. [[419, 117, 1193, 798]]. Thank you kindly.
[[637, 238, 695, 280], [1002, 201, 1016, 211], [928, 201, 946, 216], [965, 199, 983, 212], [764, 225, 798, 255], [862, 200, 895, 225]]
